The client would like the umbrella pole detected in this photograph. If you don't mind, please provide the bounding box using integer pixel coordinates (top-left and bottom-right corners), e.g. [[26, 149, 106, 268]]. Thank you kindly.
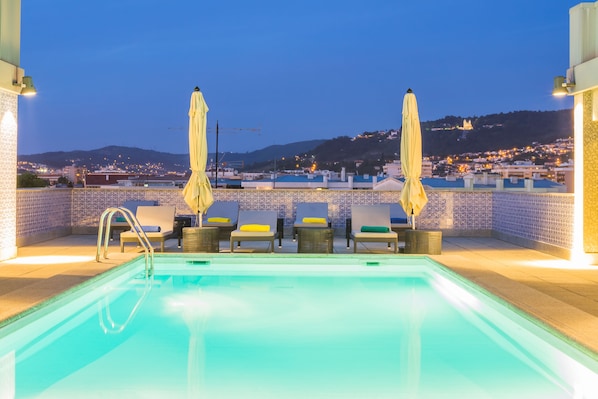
[[411, 212, 416, 230], [198, 211, 202, 228]]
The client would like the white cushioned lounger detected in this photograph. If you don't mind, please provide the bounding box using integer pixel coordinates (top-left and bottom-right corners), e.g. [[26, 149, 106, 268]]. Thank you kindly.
[[350, 205, 398, 253], [120, 206, 175, 252], [230, 210, 278, 253]]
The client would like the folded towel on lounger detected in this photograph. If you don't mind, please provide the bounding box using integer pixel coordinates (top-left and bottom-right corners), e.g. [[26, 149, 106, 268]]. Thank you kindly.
[[240, 224, 270, 232], [302, 217, 327, 224], [207, 217, 231, 223], [360, 226, 389, 233], [390, 217, 408, 224]]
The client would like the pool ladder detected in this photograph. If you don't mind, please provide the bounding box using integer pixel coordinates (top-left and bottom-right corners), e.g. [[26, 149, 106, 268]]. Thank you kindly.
[[96, 206, 154, 277]]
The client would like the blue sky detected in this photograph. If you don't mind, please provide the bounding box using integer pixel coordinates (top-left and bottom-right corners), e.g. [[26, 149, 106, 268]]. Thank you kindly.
[[17, 0, 576, 155]]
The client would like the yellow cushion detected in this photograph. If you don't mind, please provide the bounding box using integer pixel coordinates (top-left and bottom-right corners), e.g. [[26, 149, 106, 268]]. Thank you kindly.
[[302, 217, 327, 224], [207, 217, 231, 223], [240, 224, 270, 232]]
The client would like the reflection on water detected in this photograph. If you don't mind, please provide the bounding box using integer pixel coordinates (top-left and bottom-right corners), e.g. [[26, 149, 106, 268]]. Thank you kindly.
[[1, 271, 587, 398]]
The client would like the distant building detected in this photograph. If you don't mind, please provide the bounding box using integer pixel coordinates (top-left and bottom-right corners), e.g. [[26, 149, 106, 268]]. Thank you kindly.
[[34, 173, 62, 185], [554, 163, 574, 193], [459, 119, 473, 130], [382, 159, 433, 178], [491, 161, 550, 179], [85, 172, 138, 187], [63, 164, 85, 185], [239, 172, 565, 192], [373, 177, 403, 191]]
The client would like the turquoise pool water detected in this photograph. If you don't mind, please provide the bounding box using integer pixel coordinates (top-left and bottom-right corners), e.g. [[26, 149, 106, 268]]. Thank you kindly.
[[1, 255, 597, 398]]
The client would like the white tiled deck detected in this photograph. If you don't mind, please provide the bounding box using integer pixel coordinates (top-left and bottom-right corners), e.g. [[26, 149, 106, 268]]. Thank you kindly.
[[1, 234, 598, 359]]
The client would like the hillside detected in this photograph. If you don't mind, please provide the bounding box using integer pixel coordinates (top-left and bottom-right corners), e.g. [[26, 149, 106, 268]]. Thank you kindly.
[[18, 109, 573, 172], [420, 110, 573, 156], [18, 140, 327, 173], [290, 109, 572, 168]]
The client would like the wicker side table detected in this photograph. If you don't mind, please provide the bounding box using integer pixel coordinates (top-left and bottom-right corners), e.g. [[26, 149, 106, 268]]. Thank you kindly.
[[183, 227, 219, 253], [391, 226, 410, 242], [404, 230, 442, 255], [297, 228, 333, 253]]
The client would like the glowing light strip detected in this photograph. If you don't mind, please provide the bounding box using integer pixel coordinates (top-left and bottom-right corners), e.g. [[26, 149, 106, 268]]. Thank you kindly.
[[572, 97, 587, 263]]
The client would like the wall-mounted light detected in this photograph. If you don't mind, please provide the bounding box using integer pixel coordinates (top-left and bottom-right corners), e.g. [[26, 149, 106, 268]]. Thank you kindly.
[[20, 76, 36, 96], [13, 75, 37, 96], [552, 75, 574, 96]]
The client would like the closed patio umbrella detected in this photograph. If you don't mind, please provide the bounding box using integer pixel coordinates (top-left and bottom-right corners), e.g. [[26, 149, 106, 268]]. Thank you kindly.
[[399, 88, 428, 229], [183, 87, 214, 227]]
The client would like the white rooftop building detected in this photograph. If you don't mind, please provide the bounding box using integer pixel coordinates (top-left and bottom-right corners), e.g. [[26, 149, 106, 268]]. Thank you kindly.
[[382, 159, 433, 178]]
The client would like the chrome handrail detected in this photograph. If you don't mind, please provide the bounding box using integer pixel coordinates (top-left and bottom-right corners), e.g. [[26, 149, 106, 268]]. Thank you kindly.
[[96, 206, 154, 277]]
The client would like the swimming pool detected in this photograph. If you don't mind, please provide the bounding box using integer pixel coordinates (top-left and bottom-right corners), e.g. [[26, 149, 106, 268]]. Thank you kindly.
[[1, 255, 597, 398]]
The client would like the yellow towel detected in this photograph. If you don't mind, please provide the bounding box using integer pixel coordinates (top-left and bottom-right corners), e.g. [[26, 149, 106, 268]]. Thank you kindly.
[[302, 217, 327, 224], [207, 217, 231, 223], [240, 224, 270, 232]]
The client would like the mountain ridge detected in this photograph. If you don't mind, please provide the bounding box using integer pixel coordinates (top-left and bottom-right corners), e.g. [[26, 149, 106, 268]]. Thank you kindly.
[[18, 109, 573, 173]]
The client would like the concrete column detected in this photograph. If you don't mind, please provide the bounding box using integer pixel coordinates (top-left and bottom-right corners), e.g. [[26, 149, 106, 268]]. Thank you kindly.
[[524, 179, 534, 191], [582, 90, 598, 253], [0, 0, 22, 261], [463, 176, 474, 190], [569, 2, 598, 258], [0, 92, 18, 261]]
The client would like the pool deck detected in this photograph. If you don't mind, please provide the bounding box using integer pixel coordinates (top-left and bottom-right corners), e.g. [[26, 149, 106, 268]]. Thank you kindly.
[[1, 234, 598, 359]]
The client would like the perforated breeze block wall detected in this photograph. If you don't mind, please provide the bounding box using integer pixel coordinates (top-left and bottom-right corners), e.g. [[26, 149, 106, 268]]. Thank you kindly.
[[68, 188, 492, 235], [16, 188, 72, 246], [16, 188, 574, 255], [492, 192, 574, 255]]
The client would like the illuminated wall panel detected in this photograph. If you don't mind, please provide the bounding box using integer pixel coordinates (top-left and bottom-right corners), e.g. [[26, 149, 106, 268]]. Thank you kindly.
[[583, 91, 598, 253]]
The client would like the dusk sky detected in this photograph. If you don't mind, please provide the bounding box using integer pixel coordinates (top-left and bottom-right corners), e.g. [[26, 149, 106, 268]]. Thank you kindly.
[[17, 0, 576, 156]]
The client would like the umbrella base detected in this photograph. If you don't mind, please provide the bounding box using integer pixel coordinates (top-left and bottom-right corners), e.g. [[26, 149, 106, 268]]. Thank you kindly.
[[404, 230, 442, 255], [183, 227, 219, 253], [297, 228, 334, 254]]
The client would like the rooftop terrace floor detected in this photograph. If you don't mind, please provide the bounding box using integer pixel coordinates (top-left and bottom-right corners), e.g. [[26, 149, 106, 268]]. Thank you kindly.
[[1, 234, 598, 359]]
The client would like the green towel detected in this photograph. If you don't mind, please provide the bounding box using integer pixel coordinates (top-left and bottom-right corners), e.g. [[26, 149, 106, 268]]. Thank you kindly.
[[361, 225, 390, 233]]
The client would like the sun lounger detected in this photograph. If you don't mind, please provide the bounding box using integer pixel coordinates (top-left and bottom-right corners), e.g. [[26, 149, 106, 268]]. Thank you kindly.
[[201, 201, 239, 238], [230, 210, 279, 253], [120, 206, 175, 252], [292, 202, 330, 240], [110, 200, 157, 239], [381, 202, 411, 241], [350, 205, 398, 253], [382, 203, 410, 227]]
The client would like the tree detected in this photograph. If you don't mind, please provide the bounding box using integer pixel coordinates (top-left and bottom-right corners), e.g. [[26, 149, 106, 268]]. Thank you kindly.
[[18, 172, 49, 188], [56, 176, 73, 187]]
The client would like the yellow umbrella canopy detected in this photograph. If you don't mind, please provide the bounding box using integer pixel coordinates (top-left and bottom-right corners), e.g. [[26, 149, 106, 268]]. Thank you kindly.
[[399, 89, 428, 229], [182, 87, 214, 227]]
